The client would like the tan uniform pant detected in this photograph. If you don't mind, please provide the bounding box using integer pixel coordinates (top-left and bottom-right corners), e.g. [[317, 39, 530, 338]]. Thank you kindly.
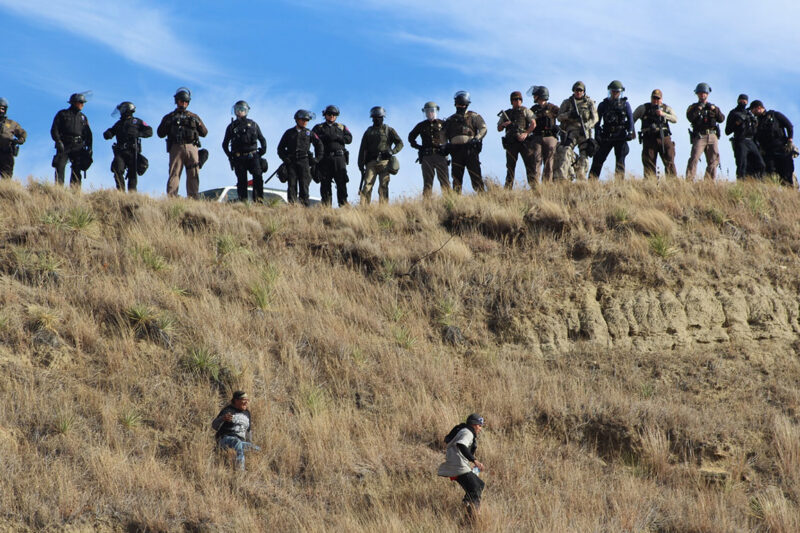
[[685, 133, 719, 181], [554, 130, 591, 181], [167, 143, 200, 198], [361, 159, 389, 204], [420, 153, 450, 197], [531, 135, 558, 182]]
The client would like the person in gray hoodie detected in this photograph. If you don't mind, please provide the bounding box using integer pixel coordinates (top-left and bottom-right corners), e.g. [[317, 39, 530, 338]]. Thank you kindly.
[[437, 413, 485, 515], [211, 390, 260, 470]]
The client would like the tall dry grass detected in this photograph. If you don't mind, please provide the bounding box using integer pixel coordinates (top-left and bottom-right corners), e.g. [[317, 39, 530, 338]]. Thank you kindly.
[[0, 177, 799, 531]]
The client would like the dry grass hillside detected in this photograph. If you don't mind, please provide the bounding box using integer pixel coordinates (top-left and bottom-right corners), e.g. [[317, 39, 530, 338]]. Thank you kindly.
[[1, 177, 799, 532]]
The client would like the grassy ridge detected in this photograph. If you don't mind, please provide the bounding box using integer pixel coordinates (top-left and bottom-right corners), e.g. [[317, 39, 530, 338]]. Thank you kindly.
[[0, 178, 799, 532]]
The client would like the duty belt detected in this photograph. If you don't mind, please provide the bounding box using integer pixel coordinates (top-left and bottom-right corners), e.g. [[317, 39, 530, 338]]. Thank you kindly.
[[419, 147, 445, 156], [696, 129, 717, 136], [326, 150, 345, 157], [65, 136, 82, 143], [233, 150, 257, 157], [535, 129, 557, 138], [294, 150, 309, 159]]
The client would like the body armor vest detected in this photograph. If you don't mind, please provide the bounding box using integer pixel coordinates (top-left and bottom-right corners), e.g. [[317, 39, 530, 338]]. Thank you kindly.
[[230, 119, 258, 152], [601, 98, 628, 136], [641, 103, 671, 137], [168, 112, 199, 146], [446, 112, 476, 139]]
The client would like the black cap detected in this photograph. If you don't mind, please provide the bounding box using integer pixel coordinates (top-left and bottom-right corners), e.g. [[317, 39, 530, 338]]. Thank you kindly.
[[232, 391, 249, 401], [749, 100, 764, 110], [737, 94, 749, 102], [466, 413, 484, 426]]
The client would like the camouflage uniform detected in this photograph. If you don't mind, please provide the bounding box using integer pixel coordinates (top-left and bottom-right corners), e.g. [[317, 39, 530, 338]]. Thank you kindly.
[[0, 113, 26, 180], [554, 91, 598, 181], [358, 123, 403, 204]]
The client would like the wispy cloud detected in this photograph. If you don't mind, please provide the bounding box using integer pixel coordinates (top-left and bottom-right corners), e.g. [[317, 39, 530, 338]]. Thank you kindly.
[[0, 0, 218, 81]]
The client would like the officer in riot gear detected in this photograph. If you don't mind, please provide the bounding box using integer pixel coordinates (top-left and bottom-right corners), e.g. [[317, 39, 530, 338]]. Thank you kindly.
[[528, 85, 560, 183], [157, 87, 208, 198], [277, 109, 324, 206], [751, 100, 795, 186], [686, 83, 725, 181], [408, 101, 450, 197], [0, 97, 27, 180], [103, 101, 153, 192], [222, 100, 267, 202], [51, 92, 93, 188], [498, 91, 537, 188], [725, 94, 765, 180], [555, 81, 599, 181], [358, 106, 403, 204], [589, 80, 635, 180], [312, 105, 353, 206], [445, 91, 487, 193], [633, 89, 678, 180]]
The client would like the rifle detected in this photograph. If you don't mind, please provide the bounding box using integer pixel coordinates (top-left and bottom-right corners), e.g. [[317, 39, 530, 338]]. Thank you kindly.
[[573, 96, 588, 141], [263, 164, 281, 186], [358, 168, 366, 195]]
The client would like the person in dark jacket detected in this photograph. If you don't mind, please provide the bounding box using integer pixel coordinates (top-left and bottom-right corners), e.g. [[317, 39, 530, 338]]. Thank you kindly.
[[589, 80, 635, 180], [103, 101, 153, 192], [437, 413, 486, 518], [211, 391, 260, 470], [312, 105, 353, 207], [277, 109, 324, 206], [751, 100, 796, 186], [51, 92, 92, 187], [222, 100, 267, 202], [725, 94, 764, 180]]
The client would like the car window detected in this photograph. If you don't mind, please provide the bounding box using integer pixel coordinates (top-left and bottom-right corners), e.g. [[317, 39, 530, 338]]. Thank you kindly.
[[199, 188, 224, 201], [225, 189, 239, 202]]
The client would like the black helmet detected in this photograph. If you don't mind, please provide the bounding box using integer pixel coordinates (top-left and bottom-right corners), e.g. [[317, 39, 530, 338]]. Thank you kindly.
[[0, 97, 7, 112], [114, 101, 136, 117], [232, 100, 250, 116], [607, 80, 625, 91], [694, 82, 711, 94], [69, 92, 88, 104], [528, 85, 549, 100], [454, 90, 471, 106], [572, 81, 586, 92], [294, 109, 315, 121], [369, 106, 386, 118], [323, 105, 340, 116], [174, 87, 191, 103]]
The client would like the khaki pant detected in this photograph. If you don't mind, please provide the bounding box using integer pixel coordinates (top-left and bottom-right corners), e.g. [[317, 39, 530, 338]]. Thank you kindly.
[[361, 159, 389, 204], [167, 143, 200, 198], [420, 153, 450, 197], [642, 135, 677, 180], [554, 129, 591, 181], [531, 135, 558, 182], [686, 133, 719, 181], [504, 139, 537, 189]]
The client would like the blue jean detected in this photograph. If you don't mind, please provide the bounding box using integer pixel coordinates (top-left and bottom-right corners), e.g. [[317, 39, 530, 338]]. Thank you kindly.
[[218, 436, 259, 470]]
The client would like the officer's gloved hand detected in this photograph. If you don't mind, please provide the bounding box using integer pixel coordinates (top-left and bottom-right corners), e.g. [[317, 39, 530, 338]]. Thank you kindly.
[[103, 131, 113, 140], [626, 131, 636, 141], [358, 164, 365, 173], [55, 141, 65, 153], [257, 146, 266, 156], [87, 148, 93, 157]]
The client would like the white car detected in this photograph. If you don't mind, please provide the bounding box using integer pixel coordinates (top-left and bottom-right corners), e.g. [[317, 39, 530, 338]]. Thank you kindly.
[[199, 186, 321, 205]]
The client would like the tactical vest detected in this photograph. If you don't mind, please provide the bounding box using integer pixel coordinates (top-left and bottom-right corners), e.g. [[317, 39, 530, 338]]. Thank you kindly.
[[600, 97, 628, 136], [446, 112, 476, 139], [57, 109, 88, 139], [230, 119, 259, 152], [504, 108, 531, 137], [420, 120, 446, 147], [168, 112, 199, 146], [758, 111, 787, 144], [315, 122, 346, 150], [116, 118, 144, 146], [363, 124, 390, 154], [641, 103, 671, 137], [690, 103, 718, 132], [730, 108, 757, 139], [532, 104, 557, 135]]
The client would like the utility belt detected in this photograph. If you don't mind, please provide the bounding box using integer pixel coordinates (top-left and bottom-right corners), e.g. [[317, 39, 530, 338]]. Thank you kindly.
[[114, 141, 139, 152], [233, 149, 257, 158], [63, 135, 83, 145], [368, 151, 392, 162], [325, 149, 345, 158], [534, 129, 558, 138], [419, 146, 446, 156]]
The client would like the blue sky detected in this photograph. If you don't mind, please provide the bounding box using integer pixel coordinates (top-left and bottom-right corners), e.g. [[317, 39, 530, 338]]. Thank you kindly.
[[2, 0, 799, 199]]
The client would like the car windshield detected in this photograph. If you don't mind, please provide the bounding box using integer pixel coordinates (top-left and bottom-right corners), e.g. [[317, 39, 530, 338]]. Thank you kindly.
[[199, 188, 224, 201]]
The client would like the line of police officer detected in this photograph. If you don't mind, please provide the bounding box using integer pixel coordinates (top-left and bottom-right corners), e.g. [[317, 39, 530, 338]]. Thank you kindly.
[[0, 83, 795, 199]]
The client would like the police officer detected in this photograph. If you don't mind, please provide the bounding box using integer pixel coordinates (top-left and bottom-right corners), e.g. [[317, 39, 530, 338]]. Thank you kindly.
[[157, 87, 208, 198], [445, 91, 487, 193], [277, 110, 323, 206], [633, 89, 678, 180], [589, 81, 635, 180], [312, 105, 353, 207], [498, 91, 537, 189], [750, 100, 795, 186], [51, 93, 92, 188], [408, 101, 450, 198], [0, 98, 26, 180], [528, 86, 560, 183], [686, 83, 725, 181], [357, 106, 403, 204], [555, 81, 598, 181], [222, 101, 267, 203], [725, 94, 765, 180], [103, 102, 153, 192]]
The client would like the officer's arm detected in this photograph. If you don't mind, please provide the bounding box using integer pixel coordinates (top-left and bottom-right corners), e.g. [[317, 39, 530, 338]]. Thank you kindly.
[[277, 131, 288, 162], [557, 100, 571, 123], [139, 122, 153, 139], [221, 124, 232, 156], [390, 128, 403, 154], [593, 101, 604, 138], [256, 125, 267, 154], [103, 126, 116, 141], [626, 103, 635, 134], [195, 116, 208, 137], [586, 101, 599, 129], [662, 105, 678, 124], [156, 114, 170, 138], [715, 108, 725, 123], [525, 110, 536, 134], [342, 125, 352, 144], [15, 124, 27, 145], [632, 104, 645, 123], [407, 123, 421, 148], [778, 112, 794, 139], [312, 132, 324, 161], [358, 135, 367, 168], [686, 105, 697, 122], [724, 113, 735, 136], [474, 116, 487, 141], [85, 121, 93, 150], [50, 113, 61, 143]]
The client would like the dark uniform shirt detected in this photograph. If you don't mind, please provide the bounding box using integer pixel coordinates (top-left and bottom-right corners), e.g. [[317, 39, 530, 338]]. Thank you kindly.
[[103, 117, 153, 148], [222, 118, 266, 157], [277, 126, 323, 163], [51, 107, 92, 149], [311, 121, 353, 154], [595, 97, 634, 141], [756, 110, 793, 147], [358, 124, 403, 167], [408, 119, 447, 149], [0, 116, 26, 151], [156, 109, 208, 149], [531, 103, 560, 137], [687, 103, 725, 135]]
